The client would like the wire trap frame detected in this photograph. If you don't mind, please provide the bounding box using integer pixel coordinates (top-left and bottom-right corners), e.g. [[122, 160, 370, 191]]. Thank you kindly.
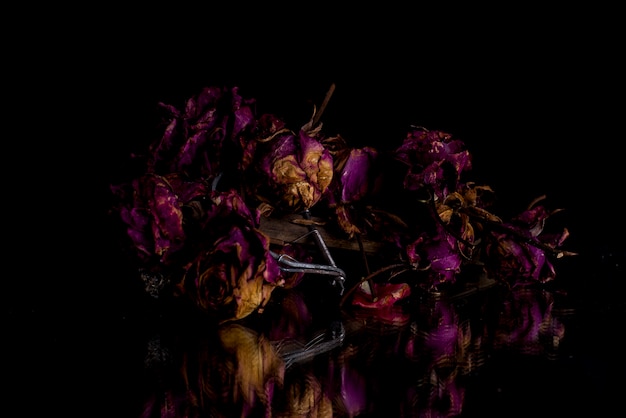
[[267, 210, 347, 294]]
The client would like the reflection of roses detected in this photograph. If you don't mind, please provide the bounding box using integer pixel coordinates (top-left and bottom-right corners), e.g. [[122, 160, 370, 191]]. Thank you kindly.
[[491, 287, 565, 356], [217, 323, 286, 413], [403, 298, 469, 417], [333, 354, 369, 417], [178, 222, 282, 323], [273, 370, 333, 418], [159, 323, 285, 417], [265, 289, 313, 342]]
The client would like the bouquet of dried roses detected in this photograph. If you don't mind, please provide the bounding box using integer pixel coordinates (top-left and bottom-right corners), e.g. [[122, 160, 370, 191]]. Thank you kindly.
[[109, 84, 576, 323]]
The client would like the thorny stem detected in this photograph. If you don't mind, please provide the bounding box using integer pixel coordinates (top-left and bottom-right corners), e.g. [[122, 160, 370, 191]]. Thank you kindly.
[[477, 217, 578, 258], [423, 189, 577, 259], [311, 83, 336, 128]]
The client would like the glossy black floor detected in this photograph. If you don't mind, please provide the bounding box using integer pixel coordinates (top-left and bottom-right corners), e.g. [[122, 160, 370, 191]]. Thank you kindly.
[[9, 241, 619, 417], [119, 247, 625, 417]]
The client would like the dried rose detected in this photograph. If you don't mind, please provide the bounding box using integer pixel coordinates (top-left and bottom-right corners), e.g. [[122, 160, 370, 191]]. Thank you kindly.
[[483, 197, 571, 284], [174, 189, 284, 322], [406, 223, 463, 289], [253, 129, 333, 213], [148, 85, 257, 180], [109, 172, 210, 267], [177, 223, 282, 322], [432, 184, 498, 261], [394, 127, 472, 200]]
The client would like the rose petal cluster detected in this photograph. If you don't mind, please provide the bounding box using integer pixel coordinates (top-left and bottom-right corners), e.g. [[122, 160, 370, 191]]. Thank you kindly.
[[110, 84, 576, 321]]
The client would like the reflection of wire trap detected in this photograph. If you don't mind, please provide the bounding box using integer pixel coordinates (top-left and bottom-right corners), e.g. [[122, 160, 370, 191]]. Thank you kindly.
[[272, 321, 346, 369]]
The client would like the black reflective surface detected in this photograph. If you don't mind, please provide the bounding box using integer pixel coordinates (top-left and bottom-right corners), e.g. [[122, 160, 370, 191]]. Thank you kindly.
[[29, 247, 616, 418], [132, 249, 623, 417]]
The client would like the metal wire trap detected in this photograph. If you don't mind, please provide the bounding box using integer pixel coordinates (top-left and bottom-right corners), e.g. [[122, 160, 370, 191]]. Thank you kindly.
[[270, 250, 346, 294]]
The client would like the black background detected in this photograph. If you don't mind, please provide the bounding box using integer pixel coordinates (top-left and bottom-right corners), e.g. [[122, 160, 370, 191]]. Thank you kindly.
[[90, 7, 624, 254], [6, 5, 625, 416]]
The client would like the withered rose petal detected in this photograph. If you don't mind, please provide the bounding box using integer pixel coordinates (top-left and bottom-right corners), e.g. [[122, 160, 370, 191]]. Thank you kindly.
[[256, 113, 287, 140], [351, 282, 411, 309], [148, 86, 260, 180], [206, 189, 261, 227], [486, 232, 538, 281], [297, 130, 333, 191], [111, 174, 190, 266], [123, 216, 152, 260], [173, 129, 219, 176], [147, 116, 180, 169], [272, 153, 308, 184], [148, 177, 186, 254], [232, 105, 256, 138], [512, 205, 550, 237], [335, 204, 362, 238], [185, 86, 223, 121], [405, 236, 426, 266], [340, 147, 378, 203], [395, 129, 472, 199], [163, 173, 210, 203], [412, 228, 463, 286]]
